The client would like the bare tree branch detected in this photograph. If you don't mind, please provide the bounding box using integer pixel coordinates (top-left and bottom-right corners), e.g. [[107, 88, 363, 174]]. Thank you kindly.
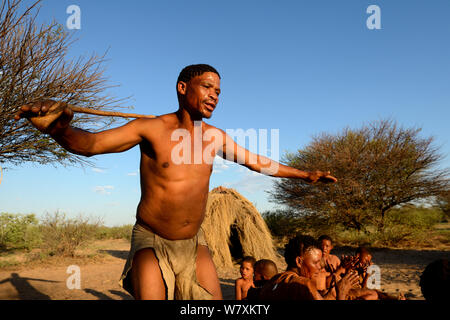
[[0, 0, 132, 168]]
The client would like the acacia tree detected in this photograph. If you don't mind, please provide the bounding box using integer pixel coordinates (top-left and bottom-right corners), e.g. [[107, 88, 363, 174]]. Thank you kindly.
[[0, 0, 129, 168], [270, 119, 450, 231]]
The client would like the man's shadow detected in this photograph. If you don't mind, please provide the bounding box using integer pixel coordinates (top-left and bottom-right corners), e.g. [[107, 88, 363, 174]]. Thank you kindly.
[[99, 250, 129, 260], [0, 273, 60, 300], [83, 288, 133, 300]]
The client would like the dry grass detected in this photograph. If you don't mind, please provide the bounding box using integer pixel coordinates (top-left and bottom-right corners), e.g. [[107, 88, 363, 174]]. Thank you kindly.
[[201, 186, 281, 269]]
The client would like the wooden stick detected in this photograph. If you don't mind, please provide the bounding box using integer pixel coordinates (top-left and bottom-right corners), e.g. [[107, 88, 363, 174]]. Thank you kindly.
[[68, 104, 156, 119]]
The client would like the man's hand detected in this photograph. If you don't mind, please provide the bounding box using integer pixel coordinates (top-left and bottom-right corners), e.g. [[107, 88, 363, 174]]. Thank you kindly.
[[335, 271, 360, 300], [14, 100, 73, 135], [306, 170, 338, 184], [324, 259, 336, 274], [340, 255, 359, 273]]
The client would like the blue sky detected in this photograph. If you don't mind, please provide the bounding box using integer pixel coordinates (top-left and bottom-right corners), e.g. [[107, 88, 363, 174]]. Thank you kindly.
[[1, 0, 449, 226]]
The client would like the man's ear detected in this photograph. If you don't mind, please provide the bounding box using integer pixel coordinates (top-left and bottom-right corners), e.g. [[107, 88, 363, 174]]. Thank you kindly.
[[177, 81, 187, 96], [295, 256, 303, 268]]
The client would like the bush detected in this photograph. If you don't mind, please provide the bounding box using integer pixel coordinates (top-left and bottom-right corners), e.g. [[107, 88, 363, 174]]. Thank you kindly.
[[385, 207, 444, 230], [95, 225, 133, 241], [0, 211, 134, 266], [263, 210, 305, 238], [263, 209, 344, 241], [0, 213, 41, 251], [334, 207, 445, 247], [265, 206, 447, 248], [39, 212, 101, 257]]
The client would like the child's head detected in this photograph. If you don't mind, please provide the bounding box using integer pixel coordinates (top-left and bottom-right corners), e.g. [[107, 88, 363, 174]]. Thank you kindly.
[[318, 235, 334, 256], [240, 256, 256, 280], [254, 259, 278, 281], [355, 247, 372, 266]]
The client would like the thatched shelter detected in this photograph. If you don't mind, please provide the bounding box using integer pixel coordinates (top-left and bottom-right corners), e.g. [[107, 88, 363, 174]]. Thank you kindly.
[[201, 186, 280, 269]]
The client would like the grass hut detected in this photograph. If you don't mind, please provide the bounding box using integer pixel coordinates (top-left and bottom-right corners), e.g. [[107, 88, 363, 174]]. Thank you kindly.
[[201, 186, 280, 269]]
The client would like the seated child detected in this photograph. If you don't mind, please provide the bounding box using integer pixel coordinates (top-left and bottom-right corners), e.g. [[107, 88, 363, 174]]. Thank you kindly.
[[341, 246, 401, 300], [235, 256, 256, 300], [350, 247, 405, 300], [317, 235, 342, 291], [318, 235, 341, 271], [348, 246, 378, 300], [247, 259, 279, 301]]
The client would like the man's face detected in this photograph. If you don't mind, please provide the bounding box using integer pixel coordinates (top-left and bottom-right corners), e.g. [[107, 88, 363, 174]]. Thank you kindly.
[[320, 239, 333, 255], [299, 248, 323, 279], [178, 72, 221, 119]]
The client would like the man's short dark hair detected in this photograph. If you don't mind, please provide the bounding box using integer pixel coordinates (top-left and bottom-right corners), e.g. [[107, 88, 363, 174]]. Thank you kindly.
[[284, 234, 320, 269], [419, 259, 449, 301], [318, 235, 333, 243], [177, 64, 221, 85]]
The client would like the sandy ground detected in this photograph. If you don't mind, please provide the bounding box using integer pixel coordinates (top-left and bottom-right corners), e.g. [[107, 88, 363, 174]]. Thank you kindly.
[[0, 239, 448, 300]]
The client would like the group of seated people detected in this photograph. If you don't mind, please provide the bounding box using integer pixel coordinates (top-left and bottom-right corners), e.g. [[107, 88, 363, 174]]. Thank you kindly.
[[235, 234, 405, 300]]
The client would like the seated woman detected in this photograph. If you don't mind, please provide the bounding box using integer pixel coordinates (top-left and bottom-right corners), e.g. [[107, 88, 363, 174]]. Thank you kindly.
[[258, 234, 359, 300]]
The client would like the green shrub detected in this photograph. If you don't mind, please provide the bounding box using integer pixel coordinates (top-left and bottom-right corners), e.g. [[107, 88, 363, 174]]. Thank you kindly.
[[333, 224, 370, 246], [95, 225, 133, 240], [263, 210, 304, 238], [0, 213, 41, 251], [334, 207, 445, 247], [385, 207, 444, 230], [263, 210, 342, 241], [263, 207, 446, 248], [39, 212, 101, 257]]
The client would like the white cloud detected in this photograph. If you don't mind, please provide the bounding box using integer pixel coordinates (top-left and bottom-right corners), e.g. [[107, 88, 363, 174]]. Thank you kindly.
[[127, 171, 138, 176], [212, 157, 232, 173], [92, 167, 106, 173], [223, 171, 276, 194], [93, 185, 114, 195]]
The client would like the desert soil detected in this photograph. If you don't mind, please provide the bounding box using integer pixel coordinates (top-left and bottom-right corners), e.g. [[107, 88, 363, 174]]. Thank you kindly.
[[0, 239, 449, 300]]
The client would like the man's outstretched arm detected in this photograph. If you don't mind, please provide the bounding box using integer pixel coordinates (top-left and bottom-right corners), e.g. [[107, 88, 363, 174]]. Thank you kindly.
[[15, 100, 147, 157], [218, 129, 337, 184]]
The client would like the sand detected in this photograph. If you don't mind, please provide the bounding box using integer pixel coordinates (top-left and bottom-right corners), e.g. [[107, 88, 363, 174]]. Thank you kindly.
[[0, 239, 448, 300]]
